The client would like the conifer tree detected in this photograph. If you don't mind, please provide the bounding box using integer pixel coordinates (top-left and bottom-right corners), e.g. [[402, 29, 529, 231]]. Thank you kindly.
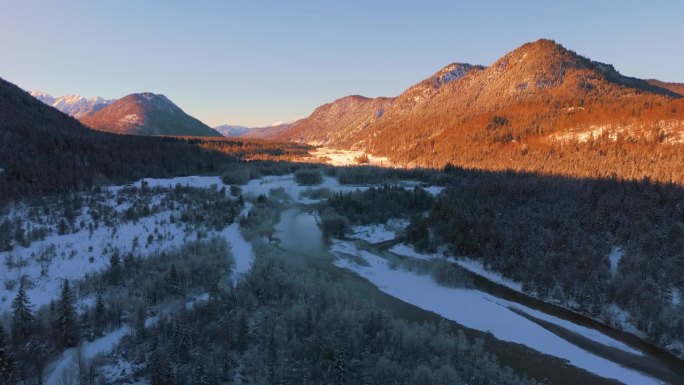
[[267, 330, 277, 385], [0, 326, 14, 385], [149, 352, 166, 385], [0, 220, 12, 251], [94, 293, 106, 334], [169, 264, 180, 295], [172, 317, 190, 361], [57, 279, 78, 348], [11, 281, 33, 346], [194, 358, 208, 385], [109, 252, 122, 285]]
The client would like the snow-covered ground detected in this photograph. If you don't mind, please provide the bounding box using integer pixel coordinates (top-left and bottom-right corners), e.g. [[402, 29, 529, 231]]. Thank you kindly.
[[390, 248, 528, 297], [333, 242, 659, 385], [348, 219, 408, 243], [0, 209, 195, 313], [2, 172, 408, 315], [451, 257, 524, 292], [307, 148, 391, 167], [0, 176, 265, 315], [672, 287, 681, 306], [224, 203, 255, 285], [399, 180, 444, 196], [185, 292, 210, 310], [389, 243, 442, 261], [391, 247, 526, 293], [46, 327, 130, 385], [388, 244, 647, 357], [609, 246, 623, 277]]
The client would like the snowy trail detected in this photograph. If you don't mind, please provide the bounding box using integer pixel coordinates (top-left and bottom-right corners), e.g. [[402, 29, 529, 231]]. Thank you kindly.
[[333, 243, 663, 385]]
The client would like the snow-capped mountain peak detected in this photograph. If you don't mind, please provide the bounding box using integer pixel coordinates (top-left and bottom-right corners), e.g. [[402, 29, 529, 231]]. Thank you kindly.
[[30, 91, 114, 118]]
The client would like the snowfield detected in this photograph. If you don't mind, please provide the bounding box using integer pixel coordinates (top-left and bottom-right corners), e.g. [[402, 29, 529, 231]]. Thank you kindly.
[[0, 176, 262, 315], [0, 209, 196, 313], [333, 242, 659, 385]]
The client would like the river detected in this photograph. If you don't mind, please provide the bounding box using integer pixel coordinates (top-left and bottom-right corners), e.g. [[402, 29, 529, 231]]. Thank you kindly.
[[274, 207, 684, 385]]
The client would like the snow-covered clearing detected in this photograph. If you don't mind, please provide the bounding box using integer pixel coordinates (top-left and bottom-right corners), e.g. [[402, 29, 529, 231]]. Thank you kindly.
[[349, 219, 408, 243], [609, 246, 623, 277], [46, 327, 130, 385], [672, 287, 681, 306], [333, 242, 658, 385], [185, 292, 210, 310], [399, 180, 444, 196], [0, 209, 195, 313], [307, 147, 391, 167], [0, 176, 263, 316], [0, 172, 378, 315]]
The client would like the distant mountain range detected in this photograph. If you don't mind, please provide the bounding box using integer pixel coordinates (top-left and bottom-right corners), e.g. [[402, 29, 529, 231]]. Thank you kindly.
[[30, 91, 113, 118], [214, 120, 301, 138], [247, 39, 684, 172], [31, 91, 221, 137]]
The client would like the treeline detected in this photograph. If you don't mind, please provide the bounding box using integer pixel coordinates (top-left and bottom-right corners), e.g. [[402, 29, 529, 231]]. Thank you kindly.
[[426, 168, 684, 355], [191, 136, 311, 161], [326, 185, 434, 225]]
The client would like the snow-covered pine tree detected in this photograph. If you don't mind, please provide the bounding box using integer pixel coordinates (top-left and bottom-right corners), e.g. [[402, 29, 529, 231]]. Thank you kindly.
[[57, 279, 78, 348], [11, 280, 33, 346]]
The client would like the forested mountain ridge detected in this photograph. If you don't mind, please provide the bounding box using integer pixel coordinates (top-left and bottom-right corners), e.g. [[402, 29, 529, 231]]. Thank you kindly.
[[647, 80, 684, 97], [80, 92, 222, 137], [0, 77, 310, 203], [246, 62, 482, 146], [255, 39, 684, 183]]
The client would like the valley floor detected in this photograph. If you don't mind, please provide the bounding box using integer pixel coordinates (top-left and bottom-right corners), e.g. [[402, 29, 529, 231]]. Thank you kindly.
[[1, 171, 680, 385]]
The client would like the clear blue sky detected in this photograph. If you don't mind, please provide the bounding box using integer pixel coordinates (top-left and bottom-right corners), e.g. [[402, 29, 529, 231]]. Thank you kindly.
[[1, 0, 682, 127]]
